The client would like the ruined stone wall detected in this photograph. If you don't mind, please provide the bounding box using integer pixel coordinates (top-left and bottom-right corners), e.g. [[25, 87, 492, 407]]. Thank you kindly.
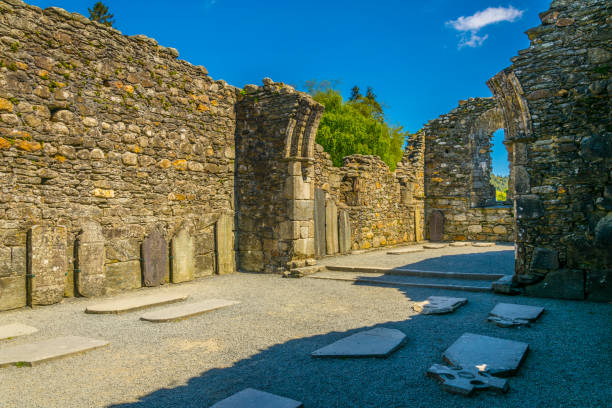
[[487, 0, 611, 300], [235, 80, 323, 272], [420, 97, 514, 242], [0, 0, 236, 311]]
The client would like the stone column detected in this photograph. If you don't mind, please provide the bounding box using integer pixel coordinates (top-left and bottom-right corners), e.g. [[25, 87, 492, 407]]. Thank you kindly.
[[286, 161, 315, 262]]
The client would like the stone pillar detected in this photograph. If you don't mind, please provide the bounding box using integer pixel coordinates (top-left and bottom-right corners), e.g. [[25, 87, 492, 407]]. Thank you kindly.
[[27, 225, 67, 306], [75, 221, 106, 297], [338, 210, 351, 254], [314, 188, 326, 257], [326, 199, 338, 254], [286, 161, 315, 262]]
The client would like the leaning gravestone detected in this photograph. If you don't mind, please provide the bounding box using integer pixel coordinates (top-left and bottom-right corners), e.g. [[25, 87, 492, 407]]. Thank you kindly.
[[338, 210, 351, 254], [314, 188, 326, 257], [211, 388, 303, 408], [27, 225, 67, 306], [311, 327, 406, 358], [75, 221, 106, 297], [141, 229, 167, 287], [429, 210, 444, 242], [171, 227, 194, 283]]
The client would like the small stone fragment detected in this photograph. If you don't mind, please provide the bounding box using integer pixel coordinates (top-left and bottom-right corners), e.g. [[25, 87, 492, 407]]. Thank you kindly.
[[412, 296, 467, 315]]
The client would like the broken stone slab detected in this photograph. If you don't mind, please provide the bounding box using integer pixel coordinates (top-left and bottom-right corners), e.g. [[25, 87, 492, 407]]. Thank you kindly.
[[487, 303, 544, 327], [449, 242, 472, 247], [311, 327, 406, 358], [427, 364, 508, 396], [142, 229, 167, 287], [0, 324, 38, 340], [492, 275, 518, 294], [443, 333, 529, 377], [387, 247, 424, 255], [0, 336, 109, 367], [75, 220, 106, 297], [210, 388, 303, 408], [171, 227, 195, 283], [473, 242, 495, 247], [85, 292, 188, 314], [140, 299, 239, 322], [412, 296, 468, 315], [27, 225, 67, 306], [423, 243, 448, 249]]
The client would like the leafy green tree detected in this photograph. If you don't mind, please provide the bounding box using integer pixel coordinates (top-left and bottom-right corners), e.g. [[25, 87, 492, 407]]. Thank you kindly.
[[89, 2, 115, 27]]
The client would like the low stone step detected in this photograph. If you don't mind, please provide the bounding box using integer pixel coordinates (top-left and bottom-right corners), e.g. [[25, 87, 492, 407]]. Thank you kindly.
[[386, 247, 424, 255], [0, 336, 109, 367], [85, 292, 188, 314], [309, 271, 493, 292], [140, 299, 240, 322], [325, 265, 504, 281], [423, 243, 448, 249], [0, 324, 38, 341]]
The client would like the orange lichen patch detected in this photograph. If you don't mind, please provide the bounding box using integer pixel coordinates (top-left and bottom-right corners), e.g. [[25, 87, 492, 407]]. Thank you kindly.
[[55, 82, 66, 88], [168, 192, 186, 201], [211, 99, 218, 106], [15, 62, 28, 70], [124, 85, 134, 94], [0, 137, 11, 149], [380, 237, 387, 246], [172, 159, 187, 170], [131, 145, 141, 153], [93, 188, 115, 198], [114, 81, 124, 90], [197, 104, 209, 112], [38, 70, 49, 78], [557, 186, 566, 194], [0, 98, 14, 112], [375, 182, 381, 189], [15, 140, 41, 152], [54, 155, 66, 163], [361, 241, 371, 249], [9, 130, 31, 140], [454, 235, 467, 241], [432, 177, 443, 183], [158, 159, 171, 169], [377, 222, 384, 229]]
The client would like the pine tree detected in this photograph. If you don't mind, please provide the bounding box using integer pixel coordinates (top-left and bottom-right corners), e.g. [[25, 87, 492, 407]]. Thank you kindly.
[[349, 86, 361, 101], [88, 2, 115, 27]]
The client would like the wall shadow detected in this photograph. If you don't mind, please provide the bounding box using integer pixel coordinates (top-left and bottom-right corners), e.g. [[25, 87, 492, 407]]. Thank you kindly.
[[393, 249, 514, 275]]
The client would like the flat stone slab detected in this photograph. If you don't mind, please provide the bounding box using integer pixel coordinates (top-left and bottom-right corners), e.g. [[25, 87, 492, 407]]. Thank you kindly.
[[423, 243, 448, 249], [449, 242, 471, 247], [85, 292, 188, 314], [0, 336, 109, 367], [488, 303, 545, 327], [311, 327, 406, 358], [211, 388, 303, 408], [0, 324, 38, 340], [140, 299, 239, 322], [387, 247, 424, 255], [443, 333, 529, 377], [427, 364, 508, 396], [412, 296, 468, 315], [473, 242, 495, 247]]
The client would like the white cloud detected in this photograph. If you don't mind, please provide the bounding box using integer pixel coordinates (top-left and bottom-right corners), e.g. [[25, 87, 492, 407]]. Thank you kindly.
[[447, 6, 524, 48]]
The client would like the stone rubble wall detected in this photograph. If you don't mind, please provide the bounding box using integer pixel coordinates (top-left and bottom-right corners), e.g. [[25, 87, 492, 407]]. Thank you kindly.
[[487, 0, 611, 300], [0, 0, 236, 310]]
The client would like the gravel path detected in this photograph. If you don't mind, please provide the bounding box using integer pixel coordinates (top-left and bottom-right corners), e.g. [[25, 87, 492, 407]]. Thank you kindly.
[[0, 272, 610, 408], [320, 243, 515, 275]]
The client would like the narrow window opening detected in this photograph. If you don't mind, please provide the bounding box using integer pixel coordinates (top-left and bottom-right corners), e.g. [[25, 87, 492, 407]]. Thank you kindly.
[[489, 128, 509, 202]]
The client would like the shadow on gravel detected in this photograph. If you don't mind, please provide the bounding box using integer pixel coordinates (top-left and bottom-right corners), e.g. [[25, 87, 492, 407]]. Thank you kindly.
[[395, 250, 514, 275]]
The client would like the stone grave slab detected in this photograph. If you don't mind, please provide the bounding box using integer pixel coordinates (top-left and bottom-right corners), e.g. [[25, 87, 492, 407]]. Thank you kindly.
[[423, 243, 447, 249], [171, 227, 195, 283], [216, 214, 235, 275], [0, 324, 38, 340], [76, 220, 106, 297], [427, 364, 508, 396], [473, 242, 495, 247], [211, 388, 303, 408], [387, 247, 424, 255], [314, 188, 326, 257], [450, 242, 471, 247], [142, 230, 167, 287], [429, 210, 444, 241], [338, 210, 351, 254], [27, 225, 67, 306], [140, 299, 239, 322], [85, 292, 188, 314], [325, 199, 338, 254], [0, 276, 26, 311], [412, 296, 468, 315], [311, 327, 406, 358], [0, 336, 109, 367], [443, 333, 529, 377], [488, 303, 544, 327]]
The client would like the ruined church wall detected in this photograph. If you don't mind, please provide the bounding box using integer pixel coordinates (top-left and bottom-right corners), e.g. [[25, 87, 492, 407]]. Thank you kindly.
[[0, 0, 237, 310], [487, 0, 611, 300]]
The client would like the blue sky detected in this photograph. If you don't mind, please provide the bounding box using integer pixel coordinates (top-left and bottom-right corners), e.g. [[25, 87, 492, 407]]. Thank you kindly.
[[27, 0, 551, 175]]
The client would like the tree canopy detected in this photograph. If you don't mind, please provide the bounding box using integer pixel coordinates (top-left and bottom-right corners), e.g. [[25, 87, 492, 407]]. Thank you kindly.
[[88, 2, 115, 27], [306, 81, 407, 171]]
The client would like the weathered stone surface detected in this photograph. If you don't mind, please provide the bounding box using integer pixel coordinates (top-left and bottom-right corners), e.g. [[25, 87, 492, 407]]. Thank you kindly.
[[586, 269, 612, 302], [387, 247, 424, 255], [427, 364, 508, 396], [325, 199, 338, 255], [211, 388, 303, 408], [530, 247, 559, 270], [412, 296, 468, 315], [338, 210, 351, 254], [524, 269, 584, 300], [0, 323, 38, 340], [75, 221, 106, 297], [141, 230, 167, 287], [216, 214, 235, 275], [429, 210, 444, 242], [140, 299, 239, 322], [313, 189, 326, 257], [171, 227, 194, 283], [105, 260, 141, 293], [423, 243, 447, 249], [311, 327, 406, 358], [449, 242, 471, 247], [473, 242, 495, 247], [0, 276, 26, 311], [0, 336, 109, 367], [492, 275, 517, 294], [85, 292, 188, 314], [27, 225, 67, 306], [488, 303, 544, 327], [443, 333, 529, 377]]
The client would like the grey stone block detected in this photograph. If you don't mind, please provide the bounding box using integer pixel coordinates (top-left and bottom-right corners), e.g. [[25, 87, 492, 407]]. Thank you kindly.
[[211, 388, 303, 408], [75, 220, 106, 297], [488, 303, 544, 327], [27, 225, 67, 306], [0, 276, 26, 311], [311, 327, 406, 358], [531, 247, 559, 270], [524, 269, 584, 300], [105, 260, 141, 293]]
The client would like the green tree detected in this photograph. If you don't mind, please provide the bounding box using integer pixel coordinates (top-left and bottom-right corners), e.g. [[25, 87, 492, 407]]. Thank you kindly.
[[88, 2, 115, 27]]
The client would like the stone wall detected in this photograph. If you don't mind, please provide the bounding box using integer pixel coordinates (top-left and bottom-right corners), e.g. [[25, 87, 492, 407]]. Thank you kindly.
[[0, 0, 236, 310], [487, 0, 611, 300]]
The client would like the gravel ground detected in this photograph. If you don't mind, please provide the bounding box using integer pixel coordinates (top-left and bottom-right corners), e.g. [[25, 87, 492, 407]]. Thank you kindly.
[[0, 266, 610, 407], [320, 243, 515, 275]]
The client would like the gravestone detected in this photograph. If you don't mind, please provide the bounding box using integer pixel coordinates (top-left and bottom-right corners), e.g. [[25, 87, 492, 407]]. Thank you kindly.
[[171, 227, 195, 283], [429, 210, 444, 242], [0, 323, 38, 340], [76, 221, 106, 297], [216, 214, 235, 275], [325, 199, 338, 255], [85, 292, 188, 314], [141, 229, 167, 287], [27, 225, 67, 306], [338, 210, 351, 254], [427, 364, 508, 396], [211, 388, 303, 408], [311, 327, 406, 358], [313, 188, 326, 257], [488, 303, 544, 327], [0, 336, 109, 367], [140, 299, 239, 322]]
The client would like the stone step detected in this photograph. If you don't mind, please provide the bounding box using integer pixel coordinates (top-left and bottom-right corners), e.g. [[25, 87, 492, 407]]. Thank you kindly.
[[85, 292, 188, 314], [0, 324, 38, 341], [324, 265, 504, 281], [0, 336, 109, 367], [309, 271, 493, 292], [140, 299, 240, 322]]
